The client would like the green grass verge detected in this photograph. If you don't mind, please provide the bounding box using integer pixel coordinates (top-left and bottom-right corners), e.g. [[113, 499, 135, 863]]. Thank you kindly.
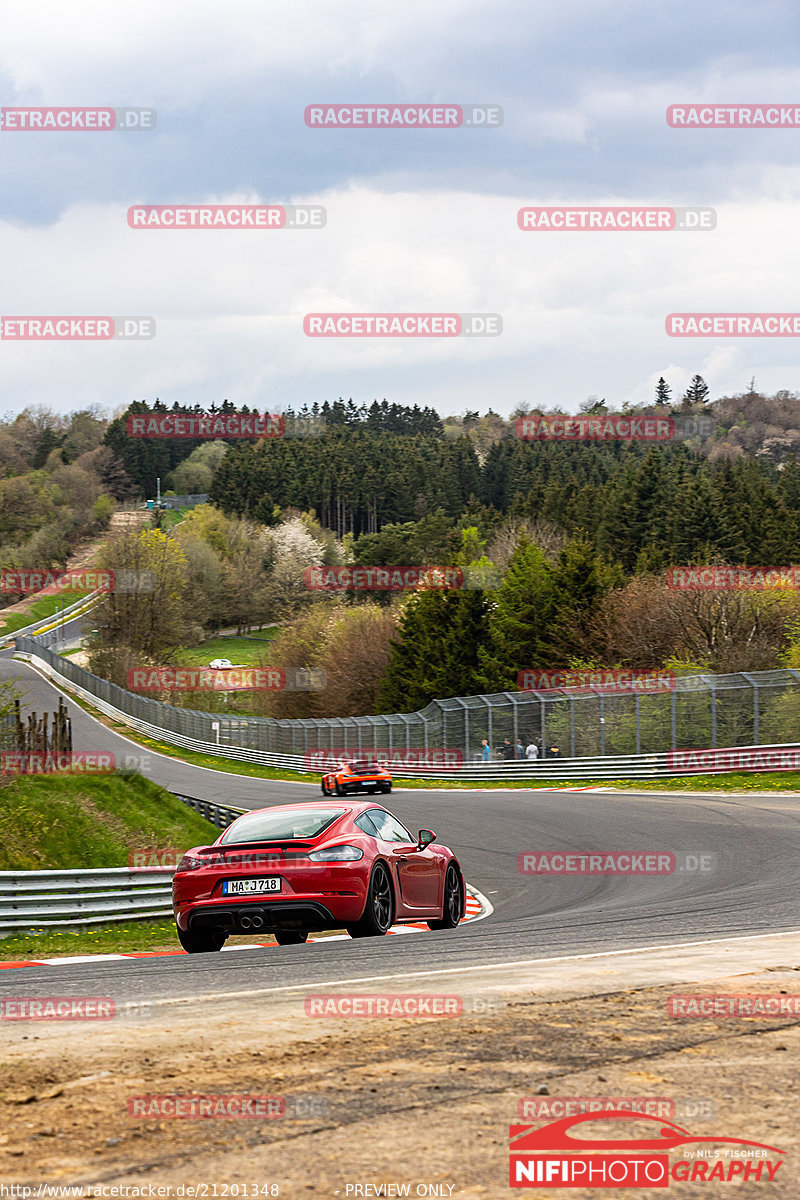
[[0, 590, 92, 636], [0, 919, 183, 960], [389, 772, 800, 792], [0, 771, 218, 871], [174, 633, 277, 668]]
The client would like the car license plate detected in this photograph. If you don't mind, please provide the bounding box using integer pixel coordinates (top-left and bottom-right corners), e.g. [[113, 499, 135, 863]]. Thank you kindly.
[[222, 877, 281, 895]]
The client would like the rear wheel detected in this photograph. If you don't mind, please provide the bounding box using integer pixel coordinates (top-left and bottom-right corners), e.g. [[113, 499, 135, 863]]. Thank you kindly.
[[177, 924, 227, 953], [347, 862, 394, 938], [381, 783, 392, 793], [274, 929, 308, 946], [334, 780, 346, 795], [428, 864, 463, 930], [321, 780, 330, 795]]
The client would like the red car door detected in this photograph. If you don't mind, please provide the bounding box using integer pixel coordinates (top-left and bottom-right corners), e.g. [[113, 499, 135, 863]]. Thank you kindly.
[[369, 809, 441, 912]]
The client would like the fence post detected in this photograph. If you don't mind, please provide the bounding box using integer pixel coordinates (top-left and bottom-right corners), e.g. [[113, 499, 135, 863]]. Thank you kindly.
[[742, 674, 759, 745], [454, 697, 468, 760], [635, 693, 641, 755]]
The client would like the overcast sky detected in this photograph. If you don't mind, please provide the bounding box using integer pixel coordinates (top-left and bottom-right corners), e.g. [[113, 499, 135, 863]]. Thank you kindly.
[[2, 0, 799, 419]]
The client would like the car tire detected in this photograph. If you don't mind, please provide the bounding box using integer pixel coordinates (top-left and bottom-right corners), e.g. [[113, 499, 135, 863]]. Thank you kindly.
[[274, 929, 308, 946], [334, 780, 344, 796], [177, 924, 227, 953], [381, 783, 392, 793], [321, 780, 329, 795], [427, 864, 463, 930], [347, 862, 394, 938]]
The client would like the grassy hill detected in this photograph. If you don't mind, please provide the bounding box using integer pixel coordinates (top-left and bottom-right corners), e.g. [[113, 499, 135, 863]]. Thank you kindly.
[[0, 771, 218, 871]]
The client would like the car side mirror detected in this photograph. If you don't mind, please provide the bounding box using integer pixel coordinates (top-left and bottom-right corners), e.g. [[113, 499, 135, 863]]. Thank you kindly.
[[417, 829, 435, 849]]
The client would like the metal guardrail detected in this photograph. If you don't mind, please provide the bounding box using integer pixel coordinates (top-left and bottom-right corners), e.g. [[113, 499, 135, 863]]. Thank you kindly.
[[0, 591, 101, 649], [0, 796, 247, 932], [0, 867, 176, 931], [173, 794, 245, 829]]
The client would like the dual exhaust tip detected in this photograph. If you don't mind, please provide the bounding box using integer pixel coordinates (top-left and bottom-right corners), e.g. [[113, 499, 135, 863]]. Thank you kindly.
[[239, 913, 265, 931]]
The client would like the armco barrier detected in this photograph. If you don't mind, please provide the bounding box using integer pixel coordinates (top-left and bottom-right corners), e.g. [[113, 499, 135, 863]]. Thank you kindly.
[[0, 591, 101, 650], [0, 867, 176, 931], [173, 794, 245, 829], [0, 797, 246, 932]]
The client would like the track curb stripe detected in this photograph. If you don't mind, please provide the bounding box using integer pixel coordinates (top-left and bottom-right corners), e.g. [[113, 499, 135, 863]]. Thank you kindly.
[[0, 886, 490, 968]]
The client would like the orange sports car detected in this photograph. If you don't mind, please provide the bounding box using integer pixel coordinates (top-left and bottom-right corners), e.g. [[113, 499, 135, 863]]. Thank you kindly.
[[321, 760, 392, 796]]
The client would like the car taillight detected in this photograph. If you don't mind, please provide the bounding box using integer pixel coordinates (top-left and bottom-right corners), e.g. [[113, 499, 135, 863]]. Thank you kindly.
[[176, 854, 204, 872], [308, 845, 363, 862]]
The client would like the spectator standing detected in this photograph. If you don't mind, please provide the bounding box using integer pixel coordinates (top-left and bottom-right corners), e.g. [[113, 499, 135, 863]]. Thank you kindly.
[[526, 740, 539, 760]]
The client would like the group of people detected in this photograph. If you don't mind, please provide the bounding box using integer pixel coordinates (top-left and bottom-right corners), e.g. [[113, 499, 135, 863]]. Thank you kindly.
[[480, 738, 562, 761]]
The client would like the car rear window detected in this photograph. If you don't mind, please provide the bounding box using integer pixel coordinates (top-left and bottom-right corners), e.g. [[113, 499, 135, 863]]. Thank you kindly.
[[220, 808, 347, 844]]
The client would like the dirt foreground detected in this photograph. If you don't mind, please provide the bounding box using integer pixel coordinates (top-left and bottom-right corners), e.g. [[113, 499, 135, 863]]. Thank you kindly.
[[2, 934, 799, 1198]]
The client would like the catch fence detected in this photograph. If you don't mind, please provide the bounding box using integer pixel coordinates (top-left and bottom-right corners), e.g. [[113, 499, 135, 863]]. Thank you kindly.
[[13, 637, 800, 766]]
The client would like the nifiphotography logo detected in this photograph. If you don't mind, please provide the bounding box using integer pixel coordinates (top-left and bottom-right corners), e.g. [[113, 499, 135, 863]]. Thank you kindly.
[[509, 1112, 784, 1188]]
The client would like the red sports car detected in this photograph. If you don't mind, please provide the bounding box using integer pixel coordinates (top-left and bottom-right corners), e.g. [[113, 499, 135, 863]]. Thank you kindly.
[[172, 799, 465, 953], [321, 760, 392, 795]]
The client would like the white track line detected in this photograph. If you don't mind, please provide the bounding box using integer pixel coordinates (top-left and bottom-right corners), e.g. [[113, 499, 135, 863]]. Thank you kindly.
[[127, 929, 800, 1010]]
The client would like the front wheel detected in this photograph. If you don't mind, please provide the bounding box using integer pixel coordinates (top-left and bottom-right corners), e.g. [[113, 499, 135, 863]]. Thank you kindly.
[[274, 929, 308, 946], [427, 864, 463, 930], [321, 779, 330, 795], [347, 862, 394, 937], [177, 924, 227, 953]]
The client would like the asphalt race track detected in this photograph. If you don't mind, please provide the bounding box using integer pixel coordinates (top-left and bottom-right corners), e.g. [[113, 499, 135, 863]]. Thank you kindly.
[[2, 651, 799, 1006]]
